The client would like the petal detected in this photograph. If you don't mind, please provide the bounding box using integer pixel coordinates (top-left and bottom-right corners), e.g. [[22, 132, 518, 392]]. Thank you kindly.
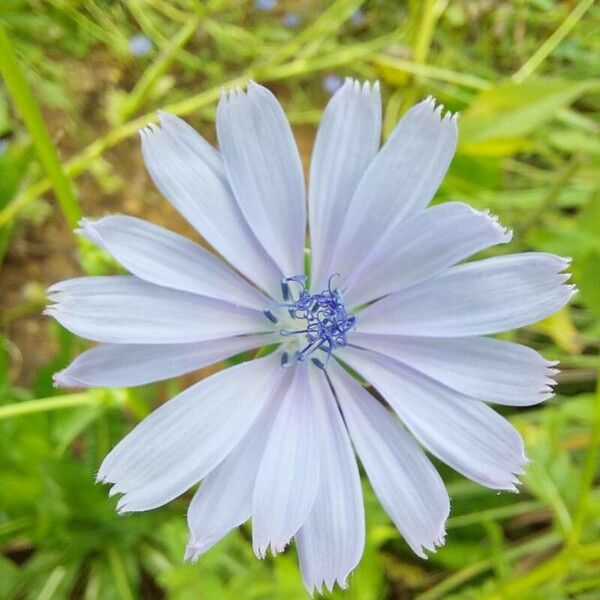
[[357, 253, 575, 337], [309, 79, 381, 291], [329, 361, 448, 558], [252, 366, 319, 557], [217, 83, 306, 277], [352, 333, 558, 406], [185, 369, 291, 560], [54, 334, 277, 388], [337, 346, 528, 490], [328, 98, 458, 290], [46, 276, 269, 344], [78, 215, 268, 311], [295, 368, 364, 593], [344, 202, 512, 308], [140, 112, 282, 298], [98, 353, 284, 512]]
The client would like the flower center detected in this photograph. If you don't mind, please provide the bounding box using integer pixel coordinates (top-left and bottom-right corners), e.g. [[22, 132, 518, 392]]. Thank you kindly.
[[264, 275, 357, 369]]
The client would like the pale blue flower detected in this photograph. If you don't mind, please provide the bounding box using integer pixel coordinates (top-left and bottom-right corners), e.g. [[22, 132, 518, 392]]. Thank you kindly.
[[282, 12, 301, 28], [322, 74, 344, 94], [255, 0, 277, 11], [0, 139, 8, 154], [350, 9, 365, 25], [47, 80, 574, 593], [128, 34, 153, 57]]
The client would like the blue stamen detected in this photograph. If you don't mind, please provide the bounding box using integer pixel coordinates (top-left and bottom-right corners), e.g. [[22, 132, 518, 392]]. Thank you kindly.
[[263, 309, 278, 323], [265, 274, 357, 369]]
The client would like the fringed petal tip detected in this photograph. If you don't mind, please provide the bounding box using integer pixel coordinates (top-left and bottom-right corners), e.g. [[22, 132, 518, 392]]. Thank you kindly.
[[52, 370, 82, 389], [501, 454, 531, 494], [413, 531, 448, 560], [253, 537, 291, 560], [469, 207, 513, 243], [338, 77, 380, 96], [75, 217, 107, 249], [410, 502, 449, 560], [422, 95, 459, 124], [304, 575, 350, 597], [183, 536, 221, 562]]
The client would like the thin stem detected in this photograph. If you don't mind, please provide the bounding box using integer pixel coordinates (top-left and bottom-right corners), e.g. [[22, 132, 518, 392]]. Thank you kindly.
[[107, 545, 135, 600], [416, 532, 562, 600], [446, 499, 545, 529], [118, 17, 200, 122], [0, 391, 111, 420], [512, 0, 596, 83], [0, 25, 81, 228], [569, 373, 600, 546]]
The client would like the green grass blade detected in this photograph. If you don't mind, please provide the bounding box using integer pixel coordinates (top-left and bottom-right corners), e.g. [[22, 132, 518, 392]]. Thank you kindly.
[[0, 25, 81, 228]]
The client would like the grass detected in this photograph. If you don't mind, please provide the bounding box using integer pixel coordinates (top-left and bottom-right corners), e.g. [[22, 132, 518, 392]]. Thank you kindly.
[[0, 0, 599, 598]]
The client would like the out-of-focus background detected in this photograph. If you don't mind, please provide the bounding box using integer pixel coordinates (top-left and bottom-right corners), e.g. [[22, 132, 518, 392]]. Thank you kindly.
[[0, 0, 599, 598]]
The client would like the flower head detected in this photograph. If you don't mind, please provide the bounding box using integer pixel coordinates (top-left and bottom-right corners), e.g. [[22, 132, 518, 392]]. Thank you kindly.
[[128, 34, 153, 57], [322, 73, 344, 95], [282, 12, 301, 28], [47, 79, 574, 594], [255, 0, 277, 11]]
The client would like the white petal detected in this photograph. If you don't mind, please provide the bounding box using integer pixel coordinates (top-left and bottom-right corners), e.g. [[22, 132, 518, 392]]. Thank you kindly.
[[329, 361, 448, 558], [54, 334, 277, 388], [328, 98, 457, 290], [295, 368, 364, 593], [140, 112, 282, 298], [46, 276, 269, 344], [344, 202, 512, 308], [309, 79, 381, 291], [185, 369, 291, 560], [252, 366, 319, 557], [78, 216, 268, 311], [357, 253, 575, 337], [98, 353, 284, 512], [217, 83, 306, 278], [352, 333, 558, 406], [337, 346, 528, 490]]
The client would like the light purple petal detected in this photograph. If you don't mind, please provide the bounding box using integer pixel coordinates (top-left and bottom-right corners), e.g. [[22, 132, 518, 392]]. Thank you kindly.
[[46, 276, 269, 344], [295, 368, 364, 593], [98, 353, 284, 512], [140, 112, 282, 298], [352, 333, 558, 406], [329, 361, 448, 558], [357, 253, 575, 337], [185, 369, 291, 560], [337, 346, 529, 490], [309, 79, 381, 291], [54, 334, 278, 388], [252, 366, 319, 557], [328, 97, 458, 290], [217, 82, 306, 278], [78, 215, 268, 311], [344, 202, 512, 308]]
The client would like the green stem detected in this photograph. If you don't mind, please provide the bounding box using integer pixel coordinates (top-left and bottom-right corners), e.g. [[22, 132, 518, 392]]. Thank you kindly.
[[118, 18, 200, 123], [512, 0, 596, 83], [107, 545, 134, 600], [568, 373, 600, 546], [0, 391, 110, 420], [0, 25, 81, 228], [416, 532, 562, 600], [446, 499, 545, 529]]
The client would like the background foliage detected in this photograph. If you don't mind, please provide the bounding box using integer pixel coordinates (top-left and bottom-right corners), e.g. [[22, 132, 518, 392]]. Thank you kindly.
[[1, 0, 599, 598]]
